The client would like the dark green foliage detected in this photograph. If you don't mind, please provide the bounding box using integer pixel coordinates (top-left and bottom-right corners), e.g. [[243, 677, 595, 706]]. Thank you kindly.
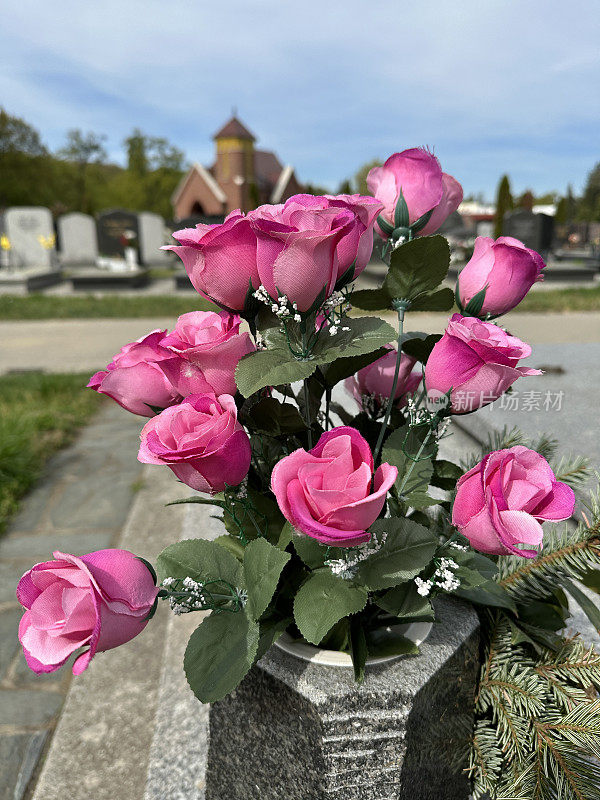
[[494, 174, 513, 238]]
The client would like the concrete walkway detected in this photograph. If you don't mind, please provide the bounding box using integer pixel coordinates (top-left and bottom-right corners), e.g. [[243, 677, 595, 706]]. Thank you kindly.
[[1, 312, 600, 375], [0, 404, 144, 800]]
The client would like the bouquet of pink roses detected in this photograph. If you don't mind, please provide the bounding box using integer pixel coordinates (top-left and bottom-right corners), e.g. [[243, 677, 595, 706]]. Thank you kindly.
[[16, 148, 600, 799]]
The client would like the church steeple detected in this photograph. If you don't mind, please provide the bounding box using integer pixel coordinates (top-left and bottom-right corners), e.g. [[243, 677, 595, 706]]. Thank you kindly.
[[213, 115, 256, 212]]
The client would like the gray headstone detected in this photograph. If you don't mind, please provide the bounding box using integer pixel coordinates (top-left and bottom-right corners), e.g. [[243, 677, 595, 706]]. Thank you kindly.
[[138, 212, 170, 266], [0, 207, 56, 270], [57, 212, 98, 266], [503, 209, 554, 254], [206, 597, 480, 800]]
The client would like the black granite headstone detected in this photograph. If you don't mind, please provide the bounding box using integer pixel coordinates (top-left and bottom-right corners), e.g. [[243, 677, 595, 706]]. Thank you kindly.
[[503, 210, 554, 254], [96, 209, 139, 258]]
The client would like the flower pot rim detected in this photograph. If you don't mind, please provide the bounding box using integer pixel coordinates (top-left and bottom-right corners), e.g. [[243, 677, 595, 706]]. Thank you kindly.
[[274, 620, 433, 667]]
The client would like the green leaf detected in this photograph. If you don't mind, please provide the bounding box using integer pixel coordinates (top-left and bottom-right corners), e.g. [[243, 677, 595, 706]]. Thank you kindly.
[[462, 284, 488, 317], [376, 581, 434, 620], [394, 189, 410, 229], [382, 425, 436, 497], [256, 616, 291, 661], [166, 496, 225, 508], [293, 571, 367, 645], [384, 235, 450, 302], [365, 627, 419, 658], [403, 491, 440, 510], [355, 518, 438, 591], [235, 317, 395, 397], [401, 333, 441, 364], [349, 615, 368, 684], [431, 459, 464, 490], [156, 538, 244, 588], [409, 286, 455, 312], [319, 347, 388, 388], [311, 316, 395, 365], [454, 581, 517, 613], [214, 534, 246, 560], [184, 611, 260, 702], [235, 346, 316, 397], [349, 288, 392, 311], [292, 532, 330, 569], [243, 538, 291, 621], [245, 397, 305, 434]]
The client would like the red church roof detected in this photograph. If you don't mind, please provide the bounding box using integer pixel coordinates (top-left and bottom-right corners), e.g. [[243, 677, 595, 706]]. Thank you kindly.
[[213, 116, 256, 141]]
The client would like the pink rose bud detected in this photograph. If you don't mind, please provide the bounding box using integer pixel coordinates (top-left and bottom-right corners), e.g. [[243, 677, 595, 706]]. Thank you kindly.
[[165, 211, 261, 312], [17, 549, 158, 675], [345, 346, 422, 414], [457, 236, 546, 316], [425, 314, 541, 413], [158, 310, 255, 397], [271, 427, 397, 547], [367, 148, 462, 237], [138, 393, 251, 493], [452, 447, 575, 557], [87, 330, 181, 417]]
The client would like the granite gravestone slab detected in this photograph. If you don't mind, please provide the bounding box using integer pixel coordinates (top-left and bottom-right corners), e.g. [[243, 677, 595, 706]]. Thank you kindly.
[[503, 209, 554, 254], [57, 212, 98, 266], [206, 597, 479, 800], [138, 212, 170, 266], [97, 210, 139, 259], [0, 207, 56, 270]]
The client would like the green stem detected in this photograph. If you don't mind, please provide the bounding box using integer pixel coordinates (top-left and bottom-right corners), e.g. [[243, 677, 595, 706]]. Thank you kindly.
[[373, 304, 407, 464], [325, 386, 332, 431], [301, 326, 313, 448], [397, 426, 434, 496]]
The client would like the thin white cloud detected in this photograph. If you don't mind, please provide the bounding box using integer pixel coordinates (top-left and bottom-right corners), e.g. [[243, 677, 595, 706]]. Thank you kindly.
[[0, 0, 598, 196]]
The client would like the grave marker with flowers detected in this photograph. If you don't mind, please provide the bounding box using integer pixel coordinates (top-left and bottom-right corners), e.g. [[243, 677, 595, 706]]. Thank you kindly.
[[15, 148, 600, 800]]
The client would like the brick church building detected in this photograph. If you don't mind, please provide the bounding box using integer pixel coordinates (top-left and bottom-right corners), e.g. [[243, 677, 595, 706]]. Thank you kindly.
[[171, 116, 302, 220]]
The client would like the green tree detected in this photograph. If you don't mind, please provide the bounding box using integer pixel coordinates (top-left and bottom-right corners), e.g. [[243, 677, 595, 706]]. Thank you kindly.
[[493, 175, 513, 238], [302, 182, 331, 196], [337, 178, 352, 194], [554, 196, 568, 224], [517, 189, 535, 211], [353, 159, 382, 196], [57, 129, 107, 213], [579, 163, 600, 221], [0, 108, 53, 207]]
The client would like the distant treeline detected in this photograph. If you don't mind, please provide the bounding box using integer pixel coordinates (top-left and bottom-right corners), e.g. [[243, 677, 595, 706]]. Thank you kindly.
[[0, 108, 186, 219]]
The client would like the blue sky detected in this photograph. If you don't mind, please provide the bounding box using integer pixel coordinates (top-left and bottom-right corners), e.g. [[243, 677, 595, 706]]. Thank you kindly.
[[1, 0, 598, 199]]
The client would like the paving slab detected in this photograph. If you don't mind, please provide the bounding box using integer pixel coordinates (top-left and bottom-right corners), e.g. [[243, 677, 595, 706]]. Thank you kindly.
[[30, 463, 187, 800], [0, 402, 144, 800]]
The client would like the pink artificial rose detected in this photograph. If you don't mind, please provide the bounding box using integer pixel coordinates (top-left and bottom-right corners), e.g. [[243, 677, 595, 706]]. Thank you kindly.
[[367, 148, 462, 237], [138, 393, 251, 493], [87, 330, 181, 417], [166, 195, 382, 314], [457, 236, 545, 316], [274, 194, 383, 282], [452, 446, 575, 557], [424, 314, 541, 413], [159, 310, 255, 397], [345, 346, 422, 414], [17, 549, 158, 675], [271, 427, 397, 546], [165, 211, 260, 311]]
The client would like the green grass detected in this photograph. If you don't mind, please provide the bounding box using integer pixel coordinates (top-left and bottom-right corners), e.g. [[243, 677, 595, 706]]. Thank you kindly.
[[0, 294, 216, 320], [0, 372, 103, 535], [0, 286, 598, 322], [512, 285, 600, 313]]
